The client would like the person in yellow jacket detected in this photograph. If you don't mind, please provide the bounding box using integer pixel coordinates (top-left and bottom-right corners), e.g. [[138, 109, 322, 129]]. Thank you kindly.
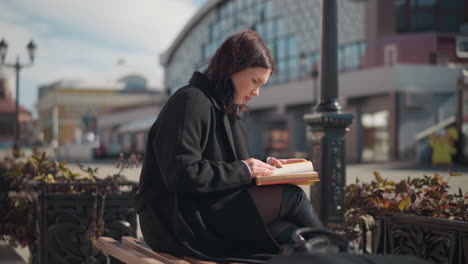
[[429, 127, 458, 165]]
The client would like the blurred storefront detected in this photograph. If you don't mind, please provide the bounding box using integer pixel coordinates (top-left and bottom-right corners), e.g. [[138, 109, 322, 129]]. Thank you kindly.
[[36, 61, 163, 160], [97, 104, 162, 157]]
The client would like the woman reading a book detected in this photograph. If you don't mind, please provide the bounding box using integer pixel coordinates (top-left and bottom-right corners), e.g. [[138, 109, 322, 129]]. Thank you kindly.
[[134, 30, 322, 263]]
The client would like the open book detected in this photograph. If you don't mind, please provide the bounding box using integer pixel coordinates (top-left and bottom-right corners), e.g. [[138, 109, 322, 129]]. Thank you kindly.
[[255, 161, 319, 186]]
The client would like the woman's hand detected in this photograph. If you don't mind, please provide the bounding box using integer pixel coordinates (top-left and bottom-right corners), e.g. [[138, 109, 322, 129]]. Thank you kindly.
[[267, 157, 307, 168], [244, 158, 276, 178]]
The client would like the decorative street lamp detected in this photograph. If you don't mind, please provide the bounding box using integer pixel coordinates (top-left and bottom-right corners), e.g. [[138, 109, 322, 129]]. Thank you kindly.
[[0, 38, 37, 149], [304, 0, 353, 226]]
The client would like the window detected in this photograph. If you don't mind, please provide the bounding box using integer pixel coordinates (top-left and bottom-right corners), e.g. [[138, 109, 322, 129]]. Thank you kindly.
[[352, 44, 360, 69], [235, 0, 242, 11], [411, 12, 435, 31], [219, 4, 228, 17], [275, 17, 286, 37], [202, 43, 210, 59], [441, 0, 464, 9], [265, 20, 274, 40], [226, 1, 233, 16], [210, 23, 216, 41], [0, 80, 4, 98], [277, 38, 287, 60], [220, 18, 226, 32], [412, 0, 437, 7], [396, 0, 465, 33], [344, 44, 353, 70], [395, 0, 406, 8], [267, 41, 276, 60], [440, 13, 460, 32], [395, 0, 408, 32], [287, 36, 297, 57], [257, 23, 265, 39], [264, 1, 273, 19], [299, 53, 317, 78], [226, 16, 233, 31], [277, 60, 287, 83], [308, 53, 320, 76], [255, 3, 264, 21], [288, 57, 299, 80], [336, 42, 366, 71], [338, 46, 345, 71]]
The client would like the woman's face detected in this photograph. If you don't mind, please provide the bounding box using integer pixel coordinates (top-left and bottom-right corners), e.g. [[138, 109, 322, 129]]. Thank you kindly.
[[231, 67, 271, 105]]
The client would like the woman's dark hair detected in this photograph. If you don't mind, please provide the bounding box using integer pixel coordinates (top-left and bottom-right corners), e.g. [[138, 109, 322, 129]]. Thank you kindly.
[[203, 29, 274, 118]]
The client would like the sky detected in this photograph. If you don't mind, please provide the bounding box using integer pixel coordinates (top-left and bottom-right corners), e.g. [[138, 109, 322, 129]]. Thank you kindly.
[[0, 0, 207, 117]]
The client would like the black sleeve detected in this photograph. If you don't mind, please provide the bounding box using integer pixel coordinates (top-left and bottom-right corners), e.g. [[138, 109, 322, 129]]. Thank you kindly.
[[153, 90, 251, 193]]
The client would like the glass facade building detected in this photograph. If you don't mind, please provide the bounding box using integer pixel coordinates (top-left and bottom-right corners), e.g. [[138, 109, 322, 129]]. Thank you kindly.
[[161, 0, 366, 159], [162, 0, 366, 94], [161, 0, 468, 163], [200, 1, 365, 85]]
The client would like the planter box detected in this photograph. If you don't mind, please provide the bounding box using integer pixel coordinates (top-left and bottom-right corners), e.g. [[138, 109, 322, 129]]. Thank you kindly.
[[369, 213, 468, 264], [31, 182, 138, 264]]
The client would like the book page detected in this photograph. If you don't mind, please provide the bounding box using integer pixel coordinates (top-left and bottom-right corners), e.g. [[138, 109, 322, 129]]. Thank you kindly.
[[271, 161, 313, 176]]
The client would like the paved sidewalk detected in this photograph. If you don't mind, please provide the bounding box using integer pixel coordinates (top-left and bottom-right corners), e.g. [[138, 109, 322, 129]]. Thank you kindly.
[[70, 160, 468, 194], [346, 161, 468, 194]]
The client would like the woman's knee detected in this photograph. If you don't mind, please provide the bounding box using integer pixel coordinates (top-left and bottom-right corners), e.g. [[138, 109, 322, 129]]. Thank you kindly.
[[247, 185, 283, 224], [282, 184, 308, 202], [280, 185, 311, 217], [280, 184, 322, 228]]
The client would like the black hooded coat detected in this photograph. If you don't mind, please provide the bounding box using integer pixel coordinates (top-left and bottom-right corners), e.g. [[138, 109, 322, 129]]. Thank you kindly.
[[134, 72, 280, 263]]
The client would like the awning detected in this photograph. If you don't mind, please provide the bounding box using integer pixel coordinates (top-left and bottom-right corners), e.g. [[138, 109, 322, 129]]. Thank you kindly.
[[118, 116, 156, 134]]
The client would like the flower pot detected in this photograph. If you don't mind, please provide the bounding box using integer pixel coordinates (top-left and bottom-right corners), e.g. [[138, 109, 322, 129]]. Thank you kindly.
[[383, 213, 468, 264], [31, 182, 138, 264]]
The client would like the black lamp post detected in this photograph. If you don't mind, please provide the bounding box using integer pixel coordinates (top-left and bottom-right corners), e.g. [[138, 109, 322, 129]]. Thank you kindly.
[[304, 0, 353, 226], [0, 38, 37, 149]]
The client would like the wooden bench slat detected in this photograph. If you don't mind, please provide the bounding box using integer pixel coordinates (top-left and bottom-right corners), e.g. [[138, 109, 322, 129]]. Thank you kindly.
[[101, 236, 246, 264], [97, 237, 164, 264], [122, 237, 183, 264], [182, 256, 225, 264], [123, 237, 215, 264]]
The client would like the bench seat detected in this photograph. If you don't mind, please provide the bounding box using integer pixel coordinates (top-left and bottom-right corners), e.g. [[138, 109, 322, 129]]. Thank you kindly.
[[97, 236, 245, 264]]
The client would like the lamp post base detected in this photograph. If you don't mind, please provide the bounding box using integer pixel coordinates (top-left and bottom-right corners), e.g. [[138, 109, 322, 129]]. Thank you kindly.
[[304, 112, 353, 225]]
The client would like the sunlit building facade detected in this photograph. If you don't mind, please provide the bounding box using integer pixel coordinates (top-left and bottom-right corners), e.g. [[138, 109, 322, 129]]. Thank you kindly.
[[161, 0, 468, 163], [36, 62, 162, 147]]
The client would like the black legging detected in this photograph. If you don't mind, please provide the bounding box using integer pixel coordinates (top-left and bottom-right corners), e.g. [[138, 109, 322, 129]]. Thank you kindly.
[[247, 184, 322, 244]]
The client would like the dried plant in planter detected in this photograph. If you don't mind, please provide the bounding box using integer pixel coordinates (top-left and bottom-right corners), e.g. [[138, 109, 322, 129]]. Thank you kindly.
[[0, 152, 140, 251], [342, 172, 468, 242]]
